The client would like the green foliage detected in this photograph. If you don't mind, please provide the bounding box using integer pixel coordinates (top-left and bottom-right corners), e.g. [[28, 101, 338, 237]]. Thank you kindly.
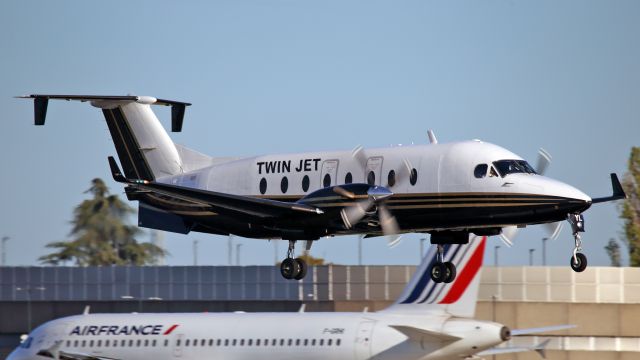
[[39, 178, 166, 266], [297, 252, 326, 266], [621, 147, 640, 266], [604, 238, 622, 267]]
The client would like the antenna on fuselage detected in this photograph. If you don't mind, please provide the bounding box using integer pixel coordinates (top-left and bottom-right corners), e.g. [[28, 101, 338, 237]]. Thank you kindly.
[[427, 129, 438, 144]]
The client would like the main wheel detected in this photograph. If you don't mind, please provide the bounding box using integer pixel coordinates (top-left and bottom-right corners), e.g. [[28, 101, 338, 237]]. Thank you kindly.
[[443, 262, 457, 283], [570, 253, 588, 272], [430, 263, 446, 283], [294, 258, 308, 280], [280, 258, 300, 279]]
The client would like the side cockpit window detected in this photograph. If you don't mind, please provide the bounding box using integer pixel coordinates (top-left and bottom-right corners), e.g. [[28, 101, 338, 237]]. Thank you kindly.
[[20, 336, 33, 349], [474, 164, 488, 178], [493, 160, 537, 177]]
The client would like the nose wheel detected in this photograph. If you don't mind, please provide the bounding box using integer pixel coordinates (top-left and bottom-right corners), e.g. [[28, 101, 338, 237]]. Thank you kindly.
[[279, 240, 308, 280], [568, 213, 588, 272], [429, 245, 457, 283]]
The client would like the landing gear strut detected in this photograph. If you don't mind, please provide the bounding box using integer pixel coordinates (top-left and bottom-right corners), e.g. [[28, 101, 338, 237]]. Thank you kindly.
[[429, 244, 457, 283], [280, 240, 308, 280], [568, 213, 587, 272]]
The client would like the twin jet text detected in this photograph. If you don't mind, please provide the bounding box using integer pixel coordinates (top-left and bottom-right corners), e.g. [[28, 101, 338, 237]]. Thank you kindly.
[[257, 158, 322, 175]]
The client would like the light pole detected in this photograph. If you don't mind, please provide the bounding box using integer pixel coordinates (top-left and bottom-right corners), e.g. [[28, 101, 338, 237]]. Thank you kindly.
[[227, 236, 233, 265], [16, 286, 45, 333], [542, 237, 548, 266], [494, 246, 500, 266], [1, 236, 9, 266], [358, 236, 363, 266], [236, 244, 243, 265], [193, 239, 199, 266], [529, 249, 535, 266]]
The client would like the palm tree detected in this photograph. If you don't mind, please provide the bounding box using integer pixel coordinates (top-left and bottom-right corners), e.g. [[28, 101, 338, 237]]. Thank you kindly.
[[39, 178, 166, 266]]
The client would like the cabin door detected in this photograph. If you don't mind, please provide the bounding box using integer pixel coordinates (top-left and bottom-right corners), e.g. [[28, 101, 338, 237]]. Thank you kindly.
[[354, 320, 375, 360], [172, 333, 184, 358], [365, 157, 383, 185], [320, 159, 339, 188]]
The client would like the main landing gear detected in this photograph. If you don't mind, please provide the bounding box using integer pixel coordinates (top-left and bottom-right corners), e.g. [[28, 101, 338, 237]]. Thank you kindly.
[[568, 213, 588, 272], [280, 240, 308, 280], [429, 244, 457, 283]]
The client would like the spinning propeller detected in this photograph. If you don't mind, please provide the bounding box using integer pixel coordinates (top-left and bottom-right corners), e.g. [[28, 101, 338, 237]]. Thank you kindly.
[[338, 145, 413, 247], [499, 148, 563, 246]]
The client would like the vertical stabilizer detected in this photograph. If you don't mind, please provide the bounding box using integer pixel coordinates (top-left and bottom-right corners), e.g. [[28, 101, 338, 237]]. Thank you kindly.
[[383, 236, 486, 318]]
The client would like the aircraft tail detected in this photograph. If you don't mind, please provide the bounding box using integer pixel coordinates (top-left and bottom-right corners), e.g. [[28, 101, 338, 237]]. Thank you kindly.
[[19, 94, 191, 180], [383, 236, 486, 318]]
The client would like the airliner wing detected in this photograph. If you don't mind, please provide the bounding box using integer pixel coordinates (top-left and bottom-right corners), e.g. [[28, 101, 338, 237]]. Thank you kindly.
[[37, 348, 121, 360], [109, 157, 323, 220], [388, 325, 461, 343]]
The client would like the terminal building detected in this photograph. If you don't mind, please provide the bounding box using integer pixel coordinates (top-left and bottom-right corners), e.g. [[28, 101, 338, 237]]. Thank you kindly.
[[1, 265, 639, 359]]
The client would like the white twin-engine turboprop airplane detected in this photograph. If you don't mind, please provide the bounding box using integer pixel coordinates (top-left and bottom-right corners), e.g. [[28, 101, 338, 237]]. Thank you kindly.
[[6, 236, 571, 360], [19, 95, 626, 280]]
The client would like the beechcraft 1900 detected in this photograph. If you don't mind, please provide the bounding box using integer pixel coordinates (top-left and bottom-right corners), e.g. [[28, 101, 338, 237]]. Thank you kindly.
[[7, 236, 571, 360], [19, 94, 626, 280]]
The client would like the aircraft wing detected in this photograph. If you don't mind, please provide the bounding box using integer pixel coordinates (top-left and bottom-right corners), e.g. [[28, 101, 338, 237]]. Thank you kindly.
[[37, 345, 121, 360], [109, 157, 324, 220]]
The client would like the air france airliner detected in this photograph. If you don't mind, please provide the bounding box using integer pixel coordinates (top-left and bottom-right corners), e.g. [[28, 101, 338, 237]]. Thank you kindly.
[[7, 236, 566, 360]]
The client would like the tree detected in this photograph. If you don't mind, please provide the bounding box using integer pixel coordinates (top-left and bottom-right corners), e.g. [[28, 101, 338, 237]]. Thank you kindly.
[[39, 178, 166, 266], [621, 147, 640, 266], [604, 238, 622, 267]]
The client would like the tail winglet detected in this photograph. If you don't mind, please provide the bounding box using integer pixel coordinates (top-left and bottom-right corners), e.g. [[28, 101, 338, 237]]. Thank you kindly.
[[108, 156, 127, 183]]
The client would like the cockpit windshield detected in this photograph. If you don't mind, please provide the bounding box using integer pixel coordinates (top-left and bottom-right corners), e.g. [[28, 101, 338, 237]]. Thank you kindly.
[[492, 160, 537, 177]]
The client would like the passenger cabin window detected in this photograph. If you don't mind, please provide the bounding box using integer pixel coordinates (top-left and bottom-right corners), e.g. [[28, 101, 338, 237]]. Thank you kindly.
[[323, 174, 331, 188], [259, 178, 267, 194], [387, 170, 396, 187], [493, 160, 537, 177], [302, 175, 310, 192], [345, 172, 353, 184], [474, 164, 488, 178], [280, 176, 288, 193], [409, 168, 418, 186], [367, 171, 375, 185]]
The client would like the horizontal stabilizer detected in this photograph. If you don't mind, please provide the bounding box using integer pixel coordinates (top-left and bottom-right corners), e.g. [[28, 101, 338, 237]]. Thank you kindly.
[[592, 173, 627, 203], [389, 325, 461, 343], [478, 339, 552, 359], [16, 94, 191, 132], [511, 324, 575, 336]]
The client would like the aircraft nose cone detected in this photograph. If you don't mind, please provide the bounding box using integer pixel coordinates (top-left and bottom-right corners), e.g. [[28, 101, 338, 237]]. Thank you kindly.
[[541, 177, 591, 203]]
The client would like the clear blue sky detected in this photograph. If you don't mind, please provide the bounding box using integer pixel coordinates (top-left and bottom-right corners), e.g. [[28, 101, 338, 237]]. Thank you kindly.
[[1, 1, 638, 267]]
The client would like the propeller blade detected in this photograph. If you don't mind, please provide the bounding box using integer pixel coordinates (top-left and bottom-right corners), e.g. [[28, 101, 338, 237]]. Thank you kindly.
[[340, 199, 372, 229], [333, 186, 356, 199], [351, 145, 367, 170], [536, 148, 552, 175], [543, 221, 564, 240], [499, 226, 517, 247], [379, 205, 402, 248]]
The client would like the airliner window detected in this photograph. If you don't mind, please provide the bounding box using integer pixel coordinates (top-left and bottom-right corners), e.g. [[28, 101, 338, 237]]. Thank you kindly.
[[128, 340, 133, 347], [82, 340, 87, 347], [304, 339, 309, 346], [367, 171, 375, 185], [89, 340, 94, 347], [74, 340, 79, 347], [208, 339, 213, 346], [492, 160, 537, 177], [66, 340, 70, 347], [319, 339, 324, 346], [295, 339, 300, 346], [328, 339, 333, 346], [272, 339, 277, 346], [323, 174, 331, 188], [224, 339, 229, 346], [136, 339, 141, 347], [280, 176, 288, 193], [259, 178, 267, 194], [201, 339, 206, 346], [97, 340, 101, 347], [345, 172, 353, 184], [256, 339, 260, 346], [311, 339, 316, 346], [387, 170, 396, 186], [217, 339, 221, 346], [337, 339, 341, 346], [232, 339, 237, 346], [240, 339, 244, 346], [410, 168, 418, 185], [185, 339, 190, 346], [302, 175, 310, 192], [474, 164, 488, 178]]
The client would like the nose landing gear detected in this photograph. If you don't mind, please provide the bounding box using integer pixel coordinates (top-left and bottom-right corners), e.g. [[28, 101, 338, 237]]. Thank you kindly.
[[568, 213, 588, 272], [279, 240, 309, 280], [429, 244, 457, 283]]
